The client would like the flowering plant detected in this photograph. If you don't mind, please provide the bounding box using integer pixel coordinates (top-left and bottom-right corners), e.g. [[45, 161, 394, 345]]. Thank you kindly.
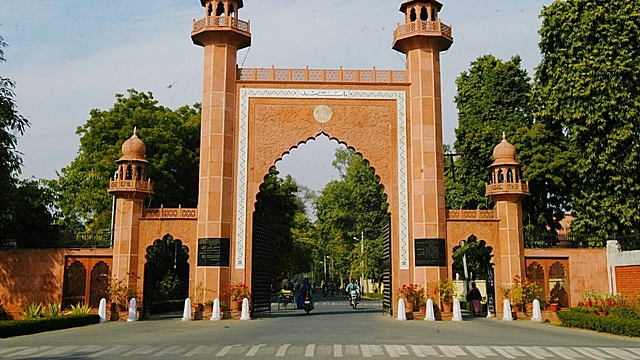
[[223, 282, 251, 302], [511, 275, 542, 307], [397, 284, 426, 310], [437, 279, 456, 305]]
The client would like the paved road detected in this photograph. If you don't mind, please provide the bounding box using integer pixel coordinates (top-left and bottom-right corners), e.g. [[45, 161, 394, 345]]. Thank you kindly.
[[1, 295, 640, 359]]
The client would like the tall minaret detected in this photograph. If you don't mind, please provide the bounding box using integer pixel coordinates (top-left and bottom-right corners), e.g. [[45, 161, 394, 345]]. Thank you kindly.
[[392, 1, 453, 285], [486, 133, 530, 306], [191, 1, 251, 293], [108, 129, 153, 291]]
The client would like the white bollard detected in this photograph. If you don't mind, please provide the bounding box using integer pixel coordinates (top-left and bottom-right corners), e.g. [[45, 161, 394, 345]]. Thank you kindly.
[[425, 299, 436, 321], [240, 298, 250, 320], [127, 298, 138, 322], [182, 298, 192, 321], [210, 298, 221, 321], [452, 298, 463, 321], [502, 299, 513, 321], [98, 298, 107, 323], [531, 299, 542, 322], [397, 299, 407, 321]]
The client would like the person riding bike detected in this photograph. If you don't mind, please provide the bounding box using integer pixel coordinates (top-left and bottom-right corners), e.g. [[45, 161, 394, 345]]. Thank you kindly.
[[345, 278, 361, 302]]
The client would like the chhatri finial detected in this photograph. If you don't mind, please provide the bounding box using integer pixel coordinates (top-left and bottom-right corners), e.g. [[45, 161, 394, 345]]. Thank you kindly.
[[502, 131, 506, 141], [133, 127, 138, 136]]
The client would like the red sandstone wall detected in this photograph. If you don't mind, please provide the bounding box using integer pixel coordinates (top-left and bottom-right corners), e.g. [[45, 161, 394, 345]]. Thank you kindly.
[[525, 248, 607, 306], [615, 265, 640, 297], [0, 248, 113, 316]]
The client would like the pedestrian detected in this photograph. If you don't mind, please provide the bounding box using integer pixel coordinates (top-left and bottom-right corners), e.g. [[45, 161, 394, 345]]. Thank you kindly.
[[467, 282, 482, 316]]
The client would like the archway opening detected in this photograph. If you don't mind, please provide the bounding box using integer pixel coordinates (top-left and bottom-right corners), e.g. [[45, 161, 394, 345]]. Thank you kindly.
[[451, 235, 494, 315], [142, 234, 190, 317], [250, 137, 392, 316]]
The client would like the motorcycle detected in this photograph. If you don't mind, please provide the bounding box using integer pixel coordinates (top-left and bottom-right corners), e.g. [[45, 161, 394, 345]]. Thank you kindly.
[[303, 294, 313, 314], [349, 289, 359, 309]]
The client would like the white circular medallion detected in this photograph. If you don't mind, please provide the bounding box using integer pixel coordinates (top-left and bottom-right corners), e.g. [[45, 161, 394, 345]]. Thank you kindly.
[[314, 105, 333, 123]]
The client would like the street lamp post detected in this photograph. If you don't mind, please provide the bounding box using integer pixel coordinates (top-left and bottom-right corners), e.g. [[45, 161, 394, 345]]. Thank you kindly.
[[460, 240, 469, 294]]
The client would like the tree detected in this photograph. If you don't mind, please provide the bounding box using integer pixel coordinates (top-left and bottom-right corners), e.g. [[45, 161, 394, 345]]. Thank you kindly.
[[535, 0, 640, 236], [449, 55, 533, 210], [0, 35, 30, 231], [50, 89, 201, 232], [253, 168, 315, 286], [314, 148, 388, 283]]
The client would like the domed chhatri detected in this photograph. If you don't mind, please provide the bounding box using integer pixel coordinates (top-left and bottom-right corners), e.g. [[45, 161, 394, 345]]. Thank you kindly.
[[492, 132, 517, 165], [119, 127, 148, 162], [485, 132, 529, 201]]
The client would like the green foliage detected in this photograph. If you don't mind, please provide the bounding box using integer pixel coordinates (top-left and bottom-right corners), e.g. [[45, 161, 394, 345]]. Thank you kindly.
[[144, 236, 190, 302], [66, 303, 91, 316], [535, 0, 640, 237], [449, 54, 533, 210], [254, 168, 313, 285], [0, 300, 6, 320], [0, 315, 100, 338], [50, 89, 201, 231], [314, 148, 388, 282], [19, 303, 42, 319], [41, 303, 62, 318], [437, 279, 456, 304], [452, 236, 492, 281], [0, 35, 30, 202], [558, 310, 640, 337]]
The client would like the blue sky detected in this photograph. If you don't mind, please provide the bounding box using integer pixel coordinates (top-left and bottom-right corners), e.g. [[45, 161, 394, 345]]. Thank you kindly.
[[2, 0, 553, 191]]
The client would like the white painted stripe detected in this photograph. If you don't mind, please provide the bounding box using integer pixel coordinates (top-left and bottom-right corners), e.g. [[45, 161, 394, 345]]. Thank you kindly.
[[345, 345, 359, 356], [360, 345, 372, 357], [526, 347, 554, 358], [369, 345, 384, 356], [469, 346, 496, 357], [574, 347, 614, 359], [437, 346, 458, 358], [465, 346, 487, 358], [599, 347, 640, 359], [519, 347, 547, 359], [417, 346, 440, 356], [626, 348, 640, 356], [34, 346, 80, 357], [68, 345, 106, 356], [0, 347, 28, 356], [122, 346, 157, 356], [154, 345, 184, 357], [246, 344, 266, 357], [384, 345, 400, 358], [89, 345, 132, 357], [333, 344, 343, 357], [546, 347, 577, 359], [305, 344, 315, 357], [276, 344, 291, 357], [409, 345, 427, 357], [216, 345, 240, 357], [492, 347, 517, 359], [183, 346, 217, 357], [4, 346, 52, 356]]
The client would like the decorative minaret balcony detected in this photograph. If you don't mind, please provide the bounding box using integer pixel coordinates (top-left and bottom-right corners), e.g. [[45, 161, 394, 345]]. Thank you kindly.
[[392, 0, 453, 54], [108, 129, 153, 200], [191, 0, 251, 49], [485, 133, 530, 203]]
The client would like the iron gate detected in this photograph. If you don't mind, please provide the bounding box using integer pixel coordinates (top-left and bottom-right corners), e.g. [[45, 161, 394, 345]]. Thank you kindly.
[[381, 215, 392, 316], [251, 217, 272, 316]]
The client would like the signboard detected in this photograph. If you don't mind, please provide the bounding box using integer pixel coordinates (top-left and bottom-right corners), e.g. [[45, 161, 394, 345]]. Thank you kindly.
[[414, 238, 446, 267], [197, 238, 230, 267]]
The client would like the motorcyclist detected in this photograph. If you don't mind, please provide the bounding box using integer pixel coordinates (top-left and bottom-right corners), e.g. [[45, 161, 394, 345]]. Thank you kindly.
[[297, 278, 314, 309], [345, 278, 361, 302]]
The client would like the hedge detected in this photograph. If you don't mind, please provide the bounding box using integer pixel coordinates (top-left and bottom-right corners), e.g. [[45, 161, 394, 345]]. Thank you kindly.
[[557, 310, 640, 337], [0, 314, 100, 338]]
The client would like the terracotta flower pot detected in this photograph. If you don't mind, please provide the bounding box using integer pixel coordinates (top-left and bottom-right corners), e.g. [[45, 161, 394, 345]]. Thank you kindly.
[[442, 302, 453, 312], [549, 303, 559, 312], [230, 300, 241, 311]]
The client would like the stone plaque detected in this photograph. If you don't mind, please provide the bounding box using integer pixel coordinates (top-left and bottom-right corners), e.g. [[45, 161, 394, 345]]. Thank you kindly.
[[414, 238, 446, 267], [197, 238, 230, 267]]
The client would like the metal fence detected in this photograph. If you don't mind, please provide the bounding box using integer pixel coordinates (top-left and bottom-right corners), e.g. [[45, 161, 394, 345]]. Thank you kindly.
[[524, 228, 640, 251], [0, 230, 111, 249]]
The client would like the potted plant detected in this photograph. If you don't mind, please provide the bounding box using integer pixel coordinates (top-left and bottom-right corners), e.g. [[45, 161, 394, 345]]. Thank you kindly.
[[582, 291, 594, 307], [419, 300, 427, 314], [397, 284, 426, 312], [437, 279, 455, 312], [223, 281, 251, 311], [205, 300, 214, 313]]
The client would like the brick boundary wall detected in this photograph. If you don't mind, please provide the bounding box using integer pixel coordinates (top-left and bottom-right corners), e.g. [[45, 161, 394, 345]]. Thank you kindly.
[[615, 265, 640, 297]]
